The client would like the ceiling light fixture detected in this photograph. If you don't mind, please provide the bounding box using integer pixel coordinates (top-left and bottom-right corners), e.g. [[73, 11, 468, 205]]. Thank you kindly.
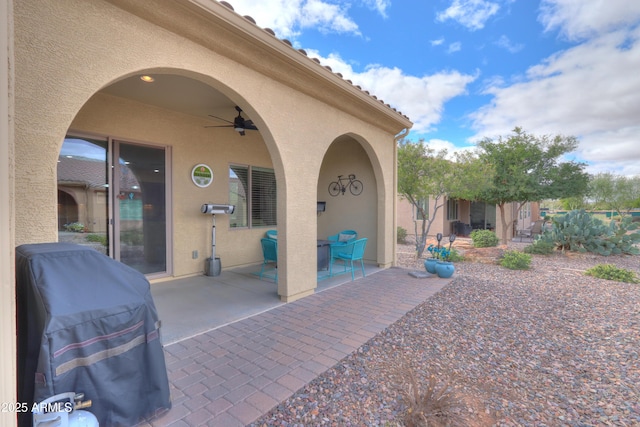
[[140, 75, 154, 83]]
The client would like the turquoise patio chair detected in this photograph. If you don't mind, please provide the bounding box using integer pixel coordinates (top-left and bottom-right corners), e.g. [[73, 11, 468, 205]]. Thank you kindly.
[[327, 229, 357, 260], [327, 229, 357, 244], [259, 238, 278, 282], [265, 229, 277, 240], [329, 237, 367, 280]]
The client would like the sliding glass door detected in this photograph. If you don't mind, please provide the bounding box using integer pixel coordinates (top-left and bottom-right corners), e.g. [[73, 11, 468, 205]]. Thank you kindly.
[[58, 136, 170, 276], [114, 141, 168, 275], [57, 137, 110, 253]]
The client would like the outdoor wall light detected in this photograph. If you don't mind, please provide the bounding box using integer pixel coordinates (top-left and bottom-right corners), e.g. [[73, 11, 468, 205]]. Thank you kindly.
[[140, 75, 154, 83]]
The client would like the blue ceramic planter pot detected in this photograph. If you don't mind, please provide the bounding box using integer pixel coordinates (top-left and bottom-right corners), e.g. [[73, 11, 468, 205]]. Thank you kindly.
[[424, 258, 438, 274], [435, 261, 455, 278]]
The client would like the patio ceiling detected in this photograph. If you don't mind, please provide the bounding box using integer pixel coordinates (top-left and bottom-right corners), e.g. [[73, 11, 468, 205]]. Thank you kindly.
[[101, 73, 241, 124]]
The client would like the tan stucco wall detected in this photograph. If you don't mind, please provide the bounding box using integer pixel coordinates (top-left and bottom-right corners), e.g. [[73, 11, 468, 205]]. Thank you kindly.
[[398, 197, 541, 243], [397, 197, 416, 240], [12, 0, 406, 295], [0, 0, 16, 423], [6, 0, 410, 410]]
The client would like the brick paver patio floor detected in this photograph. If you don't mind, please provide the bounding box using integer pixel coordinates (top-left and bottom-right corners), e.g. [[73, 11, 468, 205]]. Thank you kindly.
[[139, 267, 450, 427]]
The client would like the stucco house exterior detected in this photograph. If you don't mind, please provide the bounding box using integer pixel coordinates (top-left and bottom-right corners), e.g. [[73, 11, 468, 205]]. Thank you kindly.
[[0, 0, 412, 417], [397, 196, 541, 242]]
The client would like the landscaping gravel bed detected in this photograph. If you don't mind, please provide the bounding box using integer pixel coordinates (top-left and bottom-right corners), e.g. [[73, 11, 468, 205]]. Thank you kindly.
[[251, 244, 640, 426]]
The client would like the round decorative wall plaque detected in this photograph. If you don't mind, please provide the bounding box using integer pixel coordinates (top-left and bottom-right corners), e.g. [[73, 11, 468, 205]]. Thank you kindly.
[[191, 164, 213, 188]]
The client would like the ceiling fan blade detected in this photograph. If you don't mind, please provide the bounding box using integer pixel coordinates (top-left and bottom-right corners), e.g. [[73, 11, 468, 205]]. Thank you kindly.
[[205, 106, 256, 135], [208, 114, 233, 125], [243, 121, 258, 130]]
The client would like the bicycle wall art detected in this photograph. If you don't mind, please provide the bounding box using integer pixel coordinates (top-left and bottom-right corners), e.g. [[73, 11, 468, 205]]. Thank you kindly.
[[328, 174, 363, 196]]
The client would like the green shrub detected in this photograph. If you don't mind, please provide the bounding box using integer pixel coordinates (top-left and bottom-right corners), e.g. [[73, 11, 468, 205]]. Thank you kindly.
[[447, 247, 464, 262], [85, 233, 107, 246], [585, 264, 639, 283], [523, 238, 555, 255], [470, 229, 499, 248], [500, 250, 532, 270], [63, 222, 85, 232], [397, 226, 408, 244]]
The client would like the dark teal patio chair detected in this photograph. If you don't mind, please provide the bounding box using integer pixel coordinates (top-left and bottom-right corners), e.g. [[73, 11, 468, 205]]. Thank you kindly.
[[259, 238, 278, 282], [329, 237, 367, 280]]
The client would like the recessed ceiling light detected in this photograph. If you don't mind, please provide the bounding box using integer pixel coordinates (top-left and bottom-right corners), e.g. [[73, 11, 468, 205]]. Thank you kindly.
[[140, 75, 154, 83]]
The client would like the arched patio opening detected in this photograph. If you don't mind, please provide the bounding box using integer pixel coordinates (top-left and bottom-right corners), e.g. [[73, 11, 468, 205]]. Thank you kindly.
[[61, 70, 280, 279], [317, 134, 379, 264]]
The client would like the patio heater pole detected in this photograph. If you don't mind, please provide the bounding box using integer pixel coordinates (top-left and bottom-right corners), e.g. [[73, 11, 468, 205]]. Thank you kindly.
[[205, 213, 222, 277], [211, 214, 217, 262]]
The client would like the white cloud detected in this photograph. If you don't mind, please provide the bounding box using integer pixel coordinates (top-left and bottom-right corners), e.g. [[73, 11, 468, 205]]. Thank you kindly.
[[469, 27, 640, 175], [362, 0, 391, 18], [420, 138, 476, 159], [494, 35, 523, 53], [306, 50, 477, 133], [223, 0, 391, 38], [436, 0, 500, 31], [224, 0, 360, 38], [447, 42, 462, 54], [539, 0, 640, 41], [431, 38, 445, 46]]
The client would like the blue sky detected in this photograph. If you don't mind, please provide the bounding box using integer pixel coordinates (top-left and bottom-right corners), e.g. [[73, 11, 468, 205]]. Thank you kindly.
[[224, 0, 640, 176]]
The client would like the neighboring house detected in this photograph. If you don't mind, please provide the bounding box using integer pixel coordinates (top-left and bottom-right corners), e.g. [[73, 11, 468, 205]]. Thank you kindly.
[[398, 196, 541, 242], [0, 0, 412, 406]]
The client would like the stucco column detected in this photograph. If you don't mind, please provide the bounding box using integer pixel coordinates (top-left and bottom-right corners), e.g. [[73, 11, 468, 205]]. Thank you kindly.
[[273, 138, 320, 303], [0, 0, 17, 424]]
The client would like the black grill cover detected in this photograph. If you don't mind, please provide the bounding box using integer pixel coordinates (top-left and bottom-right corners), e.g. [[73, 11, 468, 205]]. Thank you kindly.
[[16, 243, 171, 426]]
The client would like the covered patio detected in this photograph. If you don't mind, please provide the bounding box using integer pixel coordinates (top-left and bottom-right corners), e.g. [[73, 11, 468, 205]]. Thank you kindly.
[[153, 263, 384, 345]]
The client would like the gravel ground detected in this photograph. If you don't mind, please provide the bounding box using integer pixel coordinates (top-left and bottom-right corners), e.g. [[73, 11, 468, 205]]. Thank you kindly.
[[251, 241, 640, 426]]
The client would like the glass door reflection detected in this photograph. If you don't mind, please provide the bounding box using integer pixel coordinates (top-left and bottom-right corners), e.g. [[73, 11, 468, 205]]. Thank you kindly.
[[115, 142, 167, 275]]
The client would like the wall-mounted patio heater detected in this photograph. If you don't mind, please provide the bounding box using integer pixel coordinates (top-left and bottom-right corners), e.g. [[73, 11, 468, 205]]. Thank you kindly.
[[201, 203, 235, 276]]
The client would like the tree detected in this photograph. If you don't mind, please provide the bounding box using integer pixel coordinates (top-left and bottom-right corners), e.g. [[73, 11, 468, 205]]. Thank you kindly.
[[397, 139, 490, 257], [589, 173, 640, 218], [560, 196, 587, 211], [476, 127, 589, 244]]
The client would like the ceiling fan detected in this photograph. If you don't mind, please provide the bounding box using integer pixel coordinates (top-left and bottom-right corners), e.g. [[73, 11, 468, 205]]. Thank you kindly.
[[206, 106, 258, 136]]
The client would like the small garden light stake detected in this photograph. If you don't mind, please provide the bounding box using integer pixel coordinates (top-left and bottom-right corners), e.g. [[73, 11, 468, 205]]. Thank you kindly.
[[448, 233, 456, 253]]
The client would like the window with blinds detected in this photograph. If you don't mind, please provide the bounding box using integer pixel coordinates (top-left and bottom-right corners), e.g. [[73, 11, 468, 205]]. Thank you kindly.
[[413, 197, 429, 221], [447, 198, 459, 221], [229, 164, 277, 228]]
